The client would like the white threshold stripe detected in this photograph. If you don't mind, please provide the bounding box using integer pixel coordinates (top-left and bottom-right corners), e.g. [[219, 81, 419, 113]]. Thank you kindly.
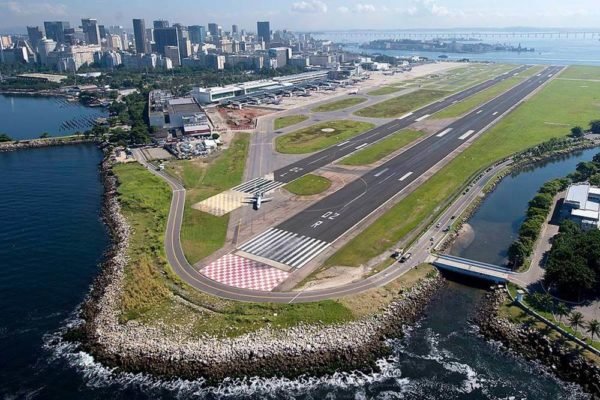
[[436, 128, 453, 138], [337, 141, 350, 147], [492, 111, 499, 116], [397, 112, 414, 120], [374, 168, 389, 177], [242, 229, 288, 253], [280, 238, 319, 264], [414, 114, 430, 122], [458, 130, 476, 140], [286, 240, 325, 267], [399, 172, 414, 181], [355, 143, 369, 150], [292, 243, 330, 269]]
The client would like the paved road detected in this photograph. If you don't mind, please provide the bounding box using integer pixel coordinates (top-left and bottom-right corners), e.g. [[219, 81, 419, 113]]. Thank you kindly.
[[240, 66, 563, 270], [274, 65, 530, 183], [130, 66, 562, 303]]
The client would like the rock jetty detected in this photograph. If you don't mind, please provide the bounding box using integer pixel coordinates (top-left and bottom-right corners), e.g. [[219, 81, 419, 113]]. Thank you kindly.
[[71, 155, 446, 382], [0, 137, 97, 152], [475, 288, 600, 398]]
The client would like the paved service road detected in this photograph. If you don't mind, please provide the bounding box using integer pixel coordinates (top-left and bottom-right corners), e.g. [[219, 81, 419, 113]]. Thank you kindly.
[[274, 65, 530, 183], [133, 66, 561, 304], [242, 66, 563, 270]]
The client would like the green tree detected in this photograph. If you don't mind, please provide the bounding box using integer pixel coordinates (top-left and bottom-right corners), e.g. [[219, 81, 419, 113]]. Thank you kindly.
[[586, 319, 600, 342], [570, 126, 584, 138], [555, 302, 569, 323], [576, 161, 598, 180], [590, 120, 600, 134], [39, 132, 51, 139], [0, 133, 12, 142], [569, 311, 585, 333], [508, 239, 531, 267]]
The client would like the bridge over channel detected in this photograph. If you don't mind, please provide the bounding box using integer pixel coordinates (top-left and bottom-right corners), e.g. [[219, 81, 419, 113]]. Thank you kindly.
[[430, 254, 514, 283]]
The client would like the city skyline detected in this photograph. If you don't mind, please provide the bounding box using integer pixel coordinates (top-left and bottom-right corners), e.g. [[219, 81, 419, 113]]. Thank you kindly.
[[1, 0, 599, 33]]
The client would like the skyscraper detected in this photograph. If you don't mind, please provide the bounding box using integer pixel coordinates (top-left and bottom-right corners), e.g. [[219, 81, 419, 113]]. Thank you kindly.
[[81, 18, 101, 45], [207, 23, 219, 38], [27, 26, 44, 49], [153, 27, 179, 56], [173, 23, 190, 59], [188, 25, 206, 44], [153, 20, 169, 29], [257, 21, 270, 45], [133, 19, 147, 54], [44, 21, 70, 44], [232, 25, 239, 36]]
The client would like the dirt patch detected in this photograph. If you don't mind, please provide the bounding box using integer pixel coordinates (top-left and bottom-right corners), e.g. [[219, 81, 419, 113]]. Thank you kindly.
[[218, 106, 274, 130], [298, 265, 368, 291], [413, 117, 458, 135]]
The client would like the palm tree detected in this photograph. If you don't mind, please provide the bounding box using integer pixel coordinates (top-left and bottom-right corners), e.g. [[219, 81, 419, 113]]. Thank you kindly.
[[586, 319, 600, 342], [555, 302, 569, 324], [569, 311, 585, 333]]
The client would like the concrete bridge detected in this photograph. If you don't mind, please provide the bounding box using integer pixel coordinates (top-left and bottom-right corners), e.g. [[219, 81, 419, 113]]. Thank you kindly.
[[430, 254, 514, 283]]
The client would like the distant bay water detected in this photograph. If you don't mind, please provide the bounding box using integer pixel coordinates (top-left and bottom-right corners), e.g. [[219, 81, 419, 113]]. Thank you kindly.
[[0, 94, 107, 140]]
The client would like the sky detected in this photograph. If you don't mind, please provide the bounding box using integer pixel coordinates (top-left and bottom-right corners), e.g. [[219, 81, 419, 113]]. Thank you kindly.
[[1, 0, 599, 33]]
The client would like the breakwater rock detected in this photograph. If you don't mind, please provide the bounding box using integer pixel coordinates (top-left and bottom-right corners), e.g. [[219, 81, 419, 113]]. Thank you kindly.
[[475, 288, 600, 398], [0, 137, 98, 152], [73, 155, 446, 382]]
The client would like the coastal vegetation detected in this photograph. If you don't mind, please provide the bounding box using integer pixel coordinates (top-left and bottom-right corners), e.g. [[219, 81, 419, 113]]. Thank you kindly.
[[274, 115, 309, 130], [166, 133, 249, 264], [0, 133, 12, 142], [284, 174, 332, 196], [354, 89, 448, 118], [275, 120, 375, 154], [432, 66, 544, 119], [340, 129, 423, 166], [326, 65, 600, 268], [312, 97, 367, 112], [106, 91, 152, 145]]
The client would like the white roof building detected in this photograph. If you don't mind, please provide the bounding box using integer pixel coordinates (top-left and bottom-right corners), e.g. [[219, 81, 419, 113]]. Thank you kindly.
[[564, 183, 600, 230]]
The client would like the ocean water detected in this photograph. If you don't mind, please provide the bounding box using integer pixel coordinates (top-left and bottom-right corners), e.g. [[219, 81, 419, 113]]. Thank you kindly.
[[0, 94, 107, 140], [0, 145, 588, 399]]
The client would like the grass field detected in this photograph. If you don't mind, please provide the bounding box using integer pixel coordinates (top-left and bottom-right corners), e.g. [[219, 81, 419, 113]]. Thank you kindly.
[[312, 97, 367, 112], [274, 115, 308, 130], [275, 120, 375, 154], [367, 86, 404, 96], [340, 130, 423, 166], [559, 65, 600, 80], [354, 90, 448, 119], [166, 133, 250, 264], [113, 161, 438, 336], [326, 65, 600, 267], [284, 174, 332, 195], [433, 66, 545, 119]]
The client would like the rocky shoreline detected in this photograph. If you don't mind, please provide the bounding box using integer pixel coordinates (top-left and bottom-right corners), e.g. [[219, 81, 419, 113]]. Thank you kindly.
[[0, 137, 98, 152], [475, 288, 600, 398], [69, 154, 446, 382]]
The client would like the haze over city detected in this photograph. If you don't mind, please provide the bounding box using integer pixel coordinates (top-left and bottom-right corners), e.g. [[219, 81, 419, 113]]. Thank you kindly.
[[1, 0, 599, 32]]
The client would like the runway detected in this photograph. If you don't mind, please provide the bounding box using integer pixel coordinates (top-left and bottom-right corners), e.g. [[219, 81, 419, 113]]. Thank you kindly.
[[273, 65, 531, 183], [242, 66, 563, 270]]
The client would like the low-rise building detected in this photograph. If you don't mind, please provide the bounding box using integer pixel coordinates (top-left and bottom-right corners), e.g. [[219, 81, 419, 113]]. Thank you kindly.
[[562, 183, 600, 230]]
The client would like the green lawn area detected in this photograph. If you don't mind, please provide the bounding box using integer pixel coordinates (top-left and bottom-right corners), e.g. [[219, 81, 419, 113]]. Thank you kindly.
[[275, 120, 375, 154], [284, 174, 332, 195], [326, 65, 600, 267], [559, 65, 600, 80], [274, 115, 309, 130], [166, 133, 250, 264], [433, 66, 545, 119], [367, 86, 404, 96], [312, 97, 367, 112], [354, 90, 448, 119], [340, 130, 423, 166]]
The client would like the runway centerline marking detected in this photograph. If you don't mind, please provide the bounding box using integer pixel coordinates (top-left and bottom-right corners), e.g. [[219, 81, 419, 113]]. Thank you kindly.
[[399, 172, 414, 181], [476, 110, 483, 114], [355, 143, 369, 150], [436, 128, 453, 138], [458, 130, 476, 140], [492, 111, 499, 116], [374, 168, 389, 177], [414, 114, 430, 122], [397, 112, 414, 120], [336, 141, 350, 147]]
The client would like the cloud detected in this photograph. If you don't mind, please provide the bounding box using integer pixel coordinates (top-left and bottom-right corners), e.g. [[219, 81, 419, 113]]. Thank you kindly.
[[291, 0, 328, 13], [337, 6, 350, 13], [338, 3, 377, 13], [0, 1, 67, 16], [397, 0, 457, 17]]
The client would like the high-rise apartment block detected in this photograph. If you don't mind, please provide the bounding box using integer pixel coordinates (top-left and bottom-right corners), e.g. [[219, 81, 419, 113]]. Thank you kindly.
[[133, 19, 147, 54]]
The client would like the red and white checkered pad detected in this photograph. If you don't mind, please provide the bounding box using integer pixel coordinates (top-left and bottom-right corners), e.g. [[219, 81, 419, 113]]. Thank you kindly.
[[200, 254, 289, 291]]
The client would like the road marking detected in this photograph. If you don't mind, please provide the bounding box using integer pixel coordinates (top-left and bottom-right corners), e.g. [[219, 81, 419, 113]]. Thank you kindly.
[[476, 110, 483, 114], [452, 100, 458, 104], [492, 111, 499, 116], [374, 168, 389, 177], [355, 143, 369, 150], [308, 155, 329, 165], [337, 141, 350, 147], [397, 112, 414, 120], [548, 74, 553, 77], [414, 114, 430, 122], [233, 177, 284, 194], [436, 128, 452, 138], [458, 130, 476, 140], [513, 72, 519, 76], [399, 172, 414, 181]]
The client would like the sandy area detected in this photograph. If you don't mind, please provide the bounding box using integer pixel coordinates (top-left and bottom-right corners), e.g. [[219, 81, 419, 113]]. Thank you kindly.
[[298, 265, 369, 291]]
